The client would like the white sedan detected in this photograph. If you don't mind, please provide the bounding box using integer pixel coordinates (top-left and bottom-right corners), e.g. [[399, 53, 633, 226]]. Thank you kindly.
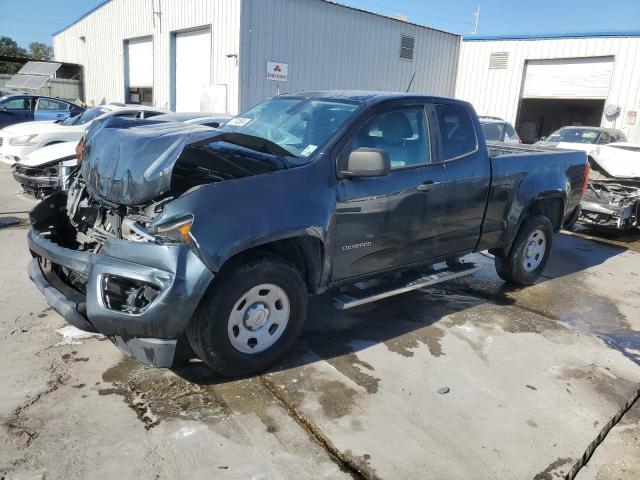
[[0, 104, 165, 164]]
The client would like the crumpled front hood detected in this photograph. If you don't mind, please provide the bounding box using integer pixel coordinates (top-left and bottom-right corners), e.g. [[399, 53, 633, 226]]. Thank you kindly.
[[79, 117, 289, 206]]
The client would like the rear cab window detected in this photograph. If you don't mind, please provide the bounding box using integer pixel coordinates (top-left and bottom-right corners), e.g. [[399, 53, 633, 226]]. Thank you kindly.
[[435, 104, 478, 160]]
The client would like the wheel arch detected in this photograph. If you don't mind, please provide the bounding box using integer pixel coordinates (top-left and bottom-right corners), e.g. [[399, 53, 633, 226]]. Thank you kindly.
[[213, 235, 325, 294]]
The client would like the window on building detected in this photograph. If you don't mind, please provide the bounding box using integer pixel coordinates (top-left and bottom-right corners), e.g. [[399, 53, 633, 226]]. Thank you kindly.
[[128, 87, 153, 106], [400, 35, 415, 61], [489, 52, 509, 69]]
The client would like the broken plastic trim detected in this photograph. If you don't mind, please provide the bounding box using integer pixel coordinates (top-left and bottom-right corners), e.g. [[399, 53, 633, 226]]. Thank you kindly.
[[149, 216, 193, 244], [101, 275, 160, 315]]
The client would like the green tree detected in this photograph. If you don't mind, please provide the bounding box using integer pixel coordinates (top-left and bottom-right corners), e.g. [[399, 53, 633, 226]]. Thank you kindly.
[[29, 42, 53, 61], [0, 36, 28, 74]]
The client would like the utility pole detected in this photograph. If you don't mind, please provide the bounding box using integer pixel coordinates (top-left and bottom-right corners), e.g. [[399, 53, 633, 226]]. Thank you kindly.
[[471, 6, 480, 35]]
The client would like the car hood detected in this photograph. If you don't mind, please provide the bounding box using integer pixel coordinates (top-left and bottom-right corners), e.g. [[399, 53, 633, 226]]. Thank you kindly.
[[80, 117, 289, 206], [592, 144, 640, 179], [19, 141, 78, 168], [539, 142, 597, 154], [1, 121, 84, 137]]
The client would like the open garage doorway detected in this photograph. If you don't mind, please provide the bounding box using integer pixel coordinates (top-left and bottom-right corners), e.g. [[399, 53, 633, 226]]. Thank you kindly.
[[516, 98, 605, 143]]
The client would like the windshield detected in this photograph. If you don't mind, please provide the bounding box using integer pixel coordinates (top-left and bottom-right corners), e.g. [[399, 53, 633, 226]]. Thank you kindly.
[[60, 114, 80, 126], [481, 122, 504, 141], [75, 107, 110, 126], [547, 128, 601, 144], [219, 97, 360, 161]]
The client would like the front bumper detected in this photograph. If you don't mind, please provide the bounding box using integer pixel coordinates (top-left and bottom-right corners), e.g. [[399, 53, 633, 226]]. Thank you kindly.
[[580, 199, 636, 230], [12, 167, 59, 198], [28, 227, 214, 367]]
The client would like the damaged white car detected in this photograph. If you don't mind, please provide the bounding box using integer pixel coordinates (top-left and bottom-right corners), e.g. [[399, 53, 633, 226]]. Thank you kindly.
[[580, 143, 640, 230]]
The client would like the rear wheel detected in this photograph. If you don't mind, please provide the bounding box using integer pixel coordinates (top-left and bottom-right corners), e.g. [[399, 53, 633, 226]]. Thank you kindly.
[[494, 215, 554, 286], [187, 254, 308, 376]]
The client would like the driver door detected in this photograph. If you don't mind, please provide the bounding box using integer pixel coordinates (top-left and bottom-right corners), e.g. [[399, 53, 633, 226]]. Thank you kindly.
[[0, 96, 34, 128], [332, 102, 448, 281]]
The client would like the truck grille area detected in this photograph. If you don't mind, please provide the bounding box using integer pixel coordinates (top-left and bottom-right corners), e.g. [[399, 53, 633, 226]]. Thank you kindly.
[[37, 257, 87, 303]]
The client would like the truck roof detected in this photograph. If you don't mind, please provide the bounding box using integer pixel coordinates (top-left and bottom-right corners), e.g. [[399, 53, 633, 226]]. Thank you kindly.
[[279, 90, 469, 107]]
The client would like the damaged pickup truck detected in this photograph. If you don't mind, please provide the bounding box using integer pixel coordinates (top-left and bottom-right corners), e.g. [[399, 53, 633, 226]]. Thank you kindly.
[[27, 92, 589, 376], [580, 143, 640, 230]]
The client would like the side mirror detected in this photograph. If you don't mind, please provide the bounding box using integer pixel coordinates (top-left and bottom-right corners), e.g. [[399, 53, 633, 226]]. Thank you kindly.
[[343, 148, 390, 177], [0, 106, 6, 112], [539, 136, 547, 142]]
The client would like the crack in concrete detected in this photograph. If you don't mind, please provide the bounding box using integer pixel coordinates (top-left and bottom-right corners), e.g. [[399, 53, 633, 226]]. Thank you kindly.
[[565, 387, 640, 479], [259, 375, 380, 480], [5, 361, 69, 448]]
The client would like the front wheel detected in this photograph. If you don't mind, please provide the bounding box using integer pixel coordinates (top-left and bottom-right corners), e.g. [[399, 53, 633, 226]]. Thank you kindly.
[[187, 254, 308, 376], [494, 215, 554, 286]]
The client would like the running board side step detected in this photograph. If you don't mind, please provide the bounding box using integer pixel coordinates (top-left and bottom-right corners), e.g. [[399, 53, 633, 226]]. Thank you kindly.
[[333, 263, 481, 310]]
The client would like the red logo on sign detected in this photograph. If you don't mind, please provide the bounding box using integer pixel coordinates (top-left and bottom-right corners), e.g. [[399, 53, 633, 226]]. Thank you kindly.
[[274, 65, 281, 72]]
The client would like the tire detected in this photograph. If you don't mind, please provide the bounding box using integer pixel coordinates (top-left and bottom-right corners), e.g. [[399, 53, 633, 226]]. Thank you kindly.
[[187, 254, 308, 377], [494, 215, 554, 286]]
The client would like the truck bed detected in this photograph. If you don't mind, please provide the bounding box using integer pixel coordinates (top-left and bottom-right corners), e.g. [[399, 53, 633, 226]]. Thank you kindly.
[[487, 141, 563, 157]]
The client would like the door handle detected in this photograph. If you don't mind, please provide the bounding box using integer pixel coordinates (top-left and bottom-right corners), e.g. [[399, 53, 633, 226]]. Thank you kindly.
[[417, 181, 441, 192]]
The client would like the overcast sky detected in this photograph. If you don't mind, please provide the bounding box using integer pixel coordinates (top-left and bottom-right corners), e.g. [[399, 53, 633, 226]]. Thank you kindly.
[[2, 0, 639, 49]]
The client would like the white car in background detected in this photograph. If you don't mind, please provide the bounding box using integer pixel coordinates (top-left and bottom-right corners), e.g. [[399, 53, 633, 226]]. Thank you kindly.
[[11, 141, 78, 198], [478, 116, 522, 144], [0, 104, 165, 164], [535, 126, 627, 161]]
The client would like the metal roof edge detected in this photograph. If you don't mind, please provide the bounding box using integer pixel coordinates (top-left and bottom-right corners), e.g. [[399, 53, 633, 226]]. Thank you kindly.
[[464, 31, 640, 41], [52, 0, 112, 37], [52, 0, 460, 39], [322, 1, 460, 38]]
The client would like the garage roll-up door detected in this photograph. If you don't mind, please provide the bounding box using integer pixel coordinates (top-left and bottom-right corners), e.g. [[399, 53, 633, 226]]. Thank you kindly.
[[522, 57, 614, 99], [126, 37, 153, 88], [175, 28, 211, 112]]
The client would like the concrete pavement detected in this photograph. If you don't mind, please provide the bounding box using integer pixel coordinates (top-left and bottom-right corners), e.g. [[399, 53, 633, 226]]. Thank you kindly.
[[1, 164, 639, 479]]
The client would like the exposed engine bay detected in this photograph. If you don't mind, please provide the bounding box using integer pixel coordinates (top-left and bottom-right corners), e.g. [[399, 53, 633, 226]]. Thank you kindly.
[[65, 178, 171, 250], [580, 161, 640, 230]]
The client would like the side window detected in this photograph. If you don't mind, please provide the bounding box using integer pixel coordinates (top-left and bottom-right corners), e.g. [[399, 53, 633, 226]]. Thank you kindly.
[[435, 104, 478, 160], [36, 99, 68, 111], [597, 131, 610, 144], [350, 106, 430, 169], [2, 97, 32, 110], [505, 123, 520, 142], [113, 112, 138, 118]]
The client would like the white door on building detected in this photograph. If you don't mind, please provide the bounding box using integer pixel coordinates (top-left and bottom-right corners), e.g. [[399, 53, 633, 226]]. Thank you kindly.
[[522, 57, 614, 100], [174, 29, 211, 112], [126, 37, 153, 104]]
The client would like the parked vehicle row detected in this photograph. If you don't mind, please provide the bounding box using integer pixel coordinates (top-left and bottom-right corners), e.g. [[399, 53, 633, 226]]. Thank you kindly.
[[26, 92, 589, 376], [6, 106, 231, 198], [535, 126, 638, 230], [0, 93, 84, 129]]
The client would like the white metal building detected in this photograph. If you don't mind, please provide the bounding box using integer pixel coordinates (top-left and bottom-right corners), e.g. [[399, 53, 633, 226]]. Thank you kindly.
[[456, 33, 640, 143], [53, 0, 460, 115]]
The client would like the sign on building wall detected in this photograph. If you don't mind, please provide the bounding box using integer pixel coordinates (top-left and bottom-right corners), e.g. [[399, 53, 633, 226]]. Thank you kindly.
[[266, 61, 288, 82], [627, 111, 637, 125]]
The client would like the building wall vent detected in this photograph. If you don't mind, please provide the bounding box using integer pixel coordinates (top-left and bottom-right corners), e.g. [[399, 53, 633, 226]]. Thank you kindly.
[[489, 52, 509, 69], [400, 35, 415, 61]]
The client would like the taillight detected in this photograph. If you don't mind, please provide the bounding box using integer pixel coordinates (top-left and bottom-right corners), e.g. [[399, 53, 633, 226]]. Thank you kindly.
[[580, 160, 591, 196]]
